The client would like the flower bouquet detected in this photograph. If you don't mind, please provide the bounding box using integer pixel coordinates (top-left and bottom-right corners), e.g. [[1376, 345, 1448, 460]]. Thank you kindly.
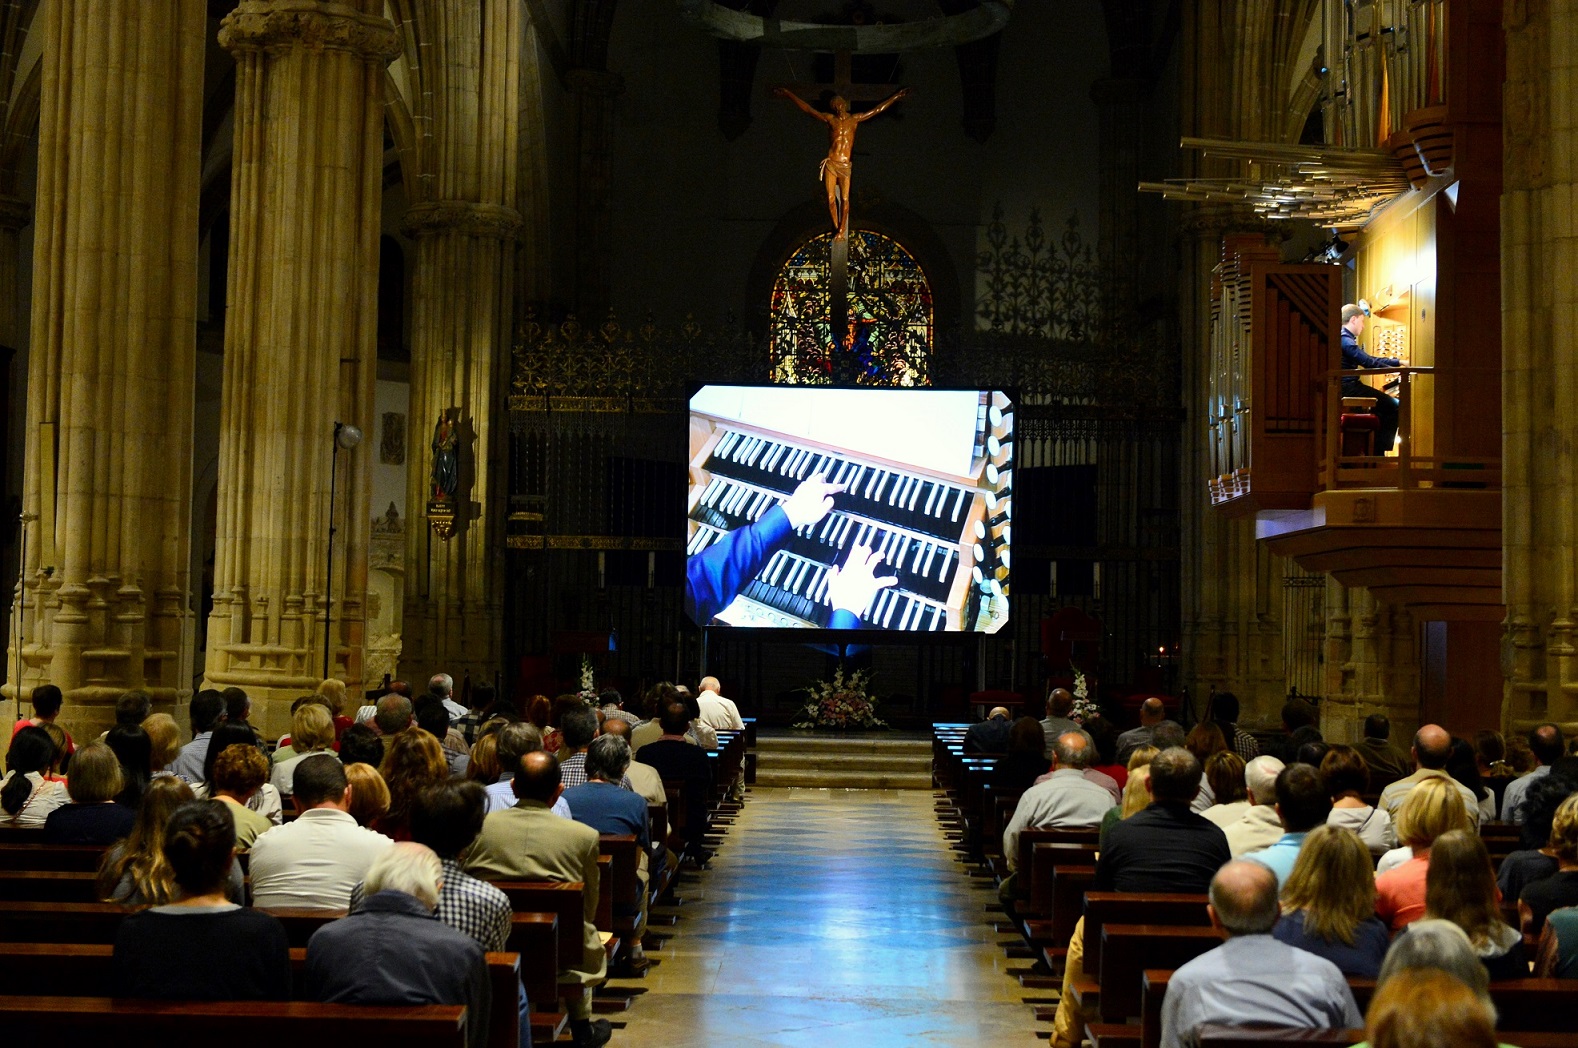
[[793, 667, 887, 730], [1070, 669, 1101, 725]]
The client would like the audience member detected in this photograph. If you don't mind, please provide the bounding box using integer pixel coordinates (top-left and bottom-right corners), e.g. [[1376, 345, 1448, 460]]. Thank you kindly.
[[170, 689, 225, 782], [315, 677, 355, 739], [270, 702, 338, 799], [374, 692, 414, 736], [1160, 860, 1361, 1048], [220, 687, 267, 754], [465, 751, 611, 1048], [415, 697, 469, 777], [209, 743, 273, 849], [1085, 716, 1128, 788], [1378, 723, 1482, 826], [43, 740, 134, 844], [1242, 762, 1332, 886], [525, 693, 552, 731], [1221, 755, 1286, 856], [376, 727, 450, 841], [636, 700, 715, 864], [0, 725, 67, 826], [1474, 729, 1517, 814], [1003, 730, 1113, 872], [1267, 698, 1323, 764], [338, 722, 385, 769], [1446, 735, 1496, 823], [141, 713, 181, 776], [678, 690, 718, 750], [308, 842, 491, 1048], [344, 762, 391, 828], [485, 721, 570, 816], [1199, 750, 1248, 828], [1320, 743, 1395, 856], [201, 723, 283, 825], [1040, 687, 1079, 758], [1503, 722, 1564, 823], [1423, 829, 1528, 980], [696, 675, 745, 732], [601, 717, 666, 805], [963, 705, 1013, 754], [428, 672, 466, 723], [111, 690, 153, 732], [560, 702, 628, 789], [597, 687, 638, 728], [12, 683, 75, 759], [1114, 697, 1180, 765], [457, 682, 495, 743], [1294, 739, 1330, 768], [1370, 919, 1498, 1028], [1100, 764, 1152, 847], [1375, 777, 1472, 931], [1360, 968, 1497, 1048], [1184, 722, 1227, 812], [38, 722, 68, 781], [98, 777, 208, 905], [564, 734, 656, 966], [1208, 691, 1259, 760], [1498, 769, 1574, 901], [1534, 905, 1578, 977], [988, 717, 1048, 794], [104, 724, 152, 808], [248, 754, 393, 910], [465, 731, 502, 785], [1519, 792, 1578, 941], [111, 800, 291, 1000], [1274, 824, 1389, 978]]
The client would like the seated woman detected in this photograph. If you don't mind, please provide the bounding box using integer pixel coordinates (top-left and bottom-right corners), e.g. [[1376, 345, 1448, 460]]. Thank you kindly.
[[1183, 723, 1226, 812], [464, 731, 502, 787], [199, 723, 283, 826], [43, 741, 135, 845], [1376, 778, 1473, 932], [141, 713, 182, 778], [1199, 750, 1248, 828], [376, 728, 450, 841], [987, 717, 1047, 795], [99, 776, 230, 905], [1321, 744, 1395, 857], [1498, 771, 1572, 901], [1520, 793, 1578, 942], [105, 724, 153, 809], [1360, 968, 1496, 1048], [269, 702, 338, 800], [1, 726, 68, 827], [209, 743, 274, 850], [1424, 829, 1528, 980], [345, 762, 391, 828], [111, 800, 291, 1000], [1273, 824, 1390, 977]]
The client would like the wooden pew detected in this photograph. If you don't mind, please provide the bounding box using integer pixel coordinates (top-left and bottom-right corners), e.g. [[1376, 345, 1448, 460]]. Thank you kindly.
[[1096, 924, 1221, 1023], [0, 901, 345, 947], [0, 868, 100, 902], [1015, 826, 1099, 908], [1070, 893, 1210, 1019], [0, 943, 525, 1048], [0, 842, 107, 871], [0, 995, 468, 1046], [490, 881, 587, 974]]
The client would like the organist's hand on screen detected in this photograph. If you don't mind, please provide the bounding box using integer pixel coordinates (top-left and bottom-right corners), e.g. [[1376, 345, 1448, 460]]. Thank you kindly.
[[780, 473, 846, 529], [824, 542, 898, 628]]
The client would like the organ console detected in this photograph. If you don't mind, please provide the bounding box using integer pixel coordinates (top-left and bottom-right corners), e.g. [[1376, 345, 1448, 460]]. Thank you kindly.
[[687, 392, 1012, 632]]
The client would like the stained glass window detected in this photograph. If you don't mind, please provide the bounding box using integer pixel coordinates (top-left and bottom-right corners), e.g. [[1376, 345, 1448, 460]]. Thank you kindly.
[[768, 230, 933, 387]]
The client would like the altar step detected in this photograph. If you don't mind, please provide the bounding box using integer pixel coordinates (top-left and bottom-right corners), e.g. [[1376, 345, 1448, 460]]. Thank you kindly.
[[751, 730, 933, 789]]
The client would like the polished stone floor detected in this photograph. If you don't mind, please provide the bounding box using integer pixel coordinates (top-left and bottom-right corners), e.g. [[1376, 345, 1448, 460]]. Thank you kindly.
[[609, 787, 1037, 1046]]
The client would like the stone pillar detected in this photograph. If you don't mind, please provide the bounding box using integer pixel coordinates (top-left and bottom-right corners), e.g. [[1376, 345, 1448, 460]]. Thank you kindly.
[[1503, 0, 1578, 732], [0, 195, 28, 731], [1321, 583, 1419, 743], [7, 1, 203, 736], [390, 0, 521, 689], [204, 0, 397, 736]]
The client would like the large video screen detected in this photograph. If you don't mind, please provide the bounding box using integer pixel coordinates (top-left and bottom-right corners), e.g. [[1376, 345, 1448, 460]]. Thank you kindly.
[[686, 385, 1012, 633]]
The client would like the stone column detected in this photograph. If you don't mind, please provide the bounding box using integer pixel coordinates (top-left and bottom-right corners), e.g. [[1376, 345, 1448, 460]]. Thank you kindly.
[[204, 0, 397, 736], [1503, 0, 1578, 731], [390, 0, 521, 689], [6, 1, 203, 735]]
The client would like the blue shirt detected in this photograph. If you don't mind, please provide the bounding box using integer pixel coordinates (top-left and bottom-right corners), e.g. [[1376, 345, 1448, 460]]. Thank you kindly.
[[484, 774, 571, 818], [561, 781, 650, 850], [1160, 934, 1361, 1048], [1243, 831, 1309, 887], [1272, 910, 1389, 979]]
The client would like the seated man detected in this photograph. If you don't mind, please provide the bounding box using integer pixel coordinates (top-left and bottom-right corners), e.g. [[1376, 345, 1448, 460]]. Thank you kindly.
[[1241, 762, 1331, 886], [485, 721, 572, 818], [696, 676, 745, 732], [558, 703, 632, 791], [1339, 301, 1401, 454], [964, 706, 1013, 755], [1002, 730, 1113, 872], [248, 754, 393, 910], [465, 751, 611, 1048], [1161, 860, 1361, 1048], [1221, 755, 1286, 855], [1356, 713, 1411, 789], [636, 700, 715, 865], [1377, 723, 1482, 827], [563, 734, 657, 967], [306, 842, 491, 1048], [602, 717, 666, 805], [1115, 697, 1182, 765]]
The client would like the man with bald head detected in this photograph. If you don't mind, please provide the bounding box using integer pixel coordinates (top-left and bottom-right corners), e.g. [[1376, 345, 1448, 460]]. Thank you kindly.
[[1002, 730, 1113, 871], [1039, 688, 1079, 759], [1377, 723, 1481, 826], [964, 706, 1013, 754], [1502, 722, 1565, 823], [1160, 861, 1360, 1048], [1115, 696, 1181, 765], [695, 676, 744, 732]]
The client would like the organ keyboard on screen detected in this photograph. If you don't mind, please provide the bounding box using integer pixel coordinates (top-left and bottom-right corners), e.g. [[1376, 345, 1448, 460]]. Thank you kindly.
[[687, 392, 1012, 631]]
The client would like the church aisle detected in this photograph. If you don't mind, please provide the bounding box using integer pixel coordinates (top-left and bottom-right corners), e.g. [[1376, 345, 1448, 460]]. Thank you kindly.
[[609, 787, 1034, 1046]]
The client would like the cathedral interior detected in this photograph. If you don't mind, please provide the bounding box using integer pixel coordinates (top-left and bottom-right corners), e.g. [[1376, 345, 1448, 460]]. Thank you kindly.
[[0, 0, 1560, 742]]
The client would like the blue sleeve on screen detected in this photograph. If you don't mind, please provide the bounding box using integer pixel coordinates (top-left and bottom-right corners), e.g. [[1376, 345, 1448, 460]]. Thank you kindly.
[[684, 505, 793, 624]]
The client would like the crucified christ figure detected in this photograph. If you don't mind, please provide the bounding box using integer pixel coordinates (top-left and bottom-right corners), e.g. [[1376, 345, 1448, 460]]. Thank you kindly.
[[773, 86, 910, 240]]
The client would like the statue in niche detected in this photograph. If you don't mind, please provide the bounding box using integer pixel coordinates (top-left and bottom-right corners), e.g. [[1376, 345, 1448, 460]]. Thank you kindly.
[[380, 412, 405, 465], [773, 86, 909, 240], [431, 411, 459, 502]]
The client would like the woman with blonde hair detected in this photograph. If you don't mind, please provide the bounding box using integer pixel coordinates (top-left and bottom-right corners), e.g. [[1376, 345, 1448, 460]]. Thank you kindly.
[[1375, 778, 1472, 931], [1100, 764, 1152, 847], [1424, 829, 1527, 980], [141, 713, 181, 776], [315, 677, 354, 739], [1273, 824, 1390, 977], [97, 776, 238, 905], [344, 762, 391, 828], [269, 704, 338, 800], [44, 741, 134, 845], [375, 728, 449, 841], [464, 731, 503, 786]]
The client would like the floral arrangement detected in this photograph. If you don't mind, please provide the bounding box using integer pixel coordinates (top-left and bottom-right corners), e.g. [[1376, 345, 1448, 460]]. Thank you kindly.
[[793, 667, 887, 730], [577, 656, 597, 703], [1070, 669, 1102, 724]]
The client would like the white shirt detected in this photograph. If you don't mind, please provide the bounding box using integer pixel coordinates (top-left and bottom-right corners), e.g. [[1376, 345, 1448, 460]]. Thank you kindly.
[[1327, 803, 1396, 856], [0, 773, 67, 827], [696, 691, 745, 732], [1002, 768, 1114, 871], [1201, 801, 1250, 829], [248, 807, 393, 911], [269, 750, 340, 799], [484, 775, 572, 818], [1223, 804, 1285, 857]]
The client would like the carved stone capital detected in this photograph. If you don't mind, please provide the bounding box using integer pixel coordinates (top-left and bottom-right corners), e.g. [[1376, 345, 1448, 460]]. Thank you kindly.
[[400, 201, 523, 241], [0, 196, 30, 232], [219, 0, 400, 62]]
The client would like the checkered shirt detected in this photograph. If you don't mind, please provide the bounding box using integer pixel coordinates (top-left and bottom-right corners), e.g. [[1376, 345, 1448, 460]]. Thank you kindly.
[[559, 752, 634, 792], [1229, 725, 1260, 760], [455, 711, 486, 746], [349, 857, 511, 952]]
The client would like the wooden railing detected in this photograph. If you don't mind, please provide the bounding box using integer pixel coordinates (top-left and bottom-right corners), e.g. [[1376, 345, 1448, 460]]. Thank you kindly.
[[1322, 366, 1500, 490]]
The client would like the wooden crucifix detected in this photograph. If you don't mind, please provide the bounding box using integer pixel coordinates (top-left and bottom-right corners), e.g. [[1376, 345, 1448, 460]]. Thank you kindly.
[[772, 52, 909, 380]]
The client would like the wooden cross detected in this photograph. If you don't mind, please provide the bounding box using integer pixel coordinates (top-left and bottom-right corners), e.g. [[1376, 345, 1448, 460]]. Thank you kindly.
[[772, 51, 904, 384]]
